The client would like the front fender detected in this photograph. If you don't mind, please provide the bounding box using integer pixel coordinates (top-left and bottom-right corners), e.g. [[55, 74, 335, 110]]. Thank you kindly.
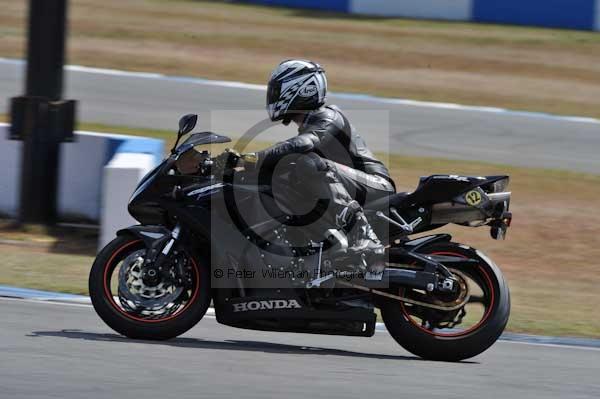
[[117, 224, 220, 264], [116, 225, 171, 247]]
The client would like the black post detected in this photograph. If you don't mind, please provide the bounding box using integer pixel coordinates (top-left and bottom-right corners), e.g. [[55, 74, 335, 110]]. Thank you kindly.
[[9, 0, 76, 225], [25, 0, 67, 99]]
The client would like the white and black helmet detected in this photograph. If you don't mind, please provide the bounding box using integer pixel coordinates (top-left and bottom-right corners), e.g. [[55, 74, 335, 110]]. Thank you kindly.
[[266, 59, 327, 122]]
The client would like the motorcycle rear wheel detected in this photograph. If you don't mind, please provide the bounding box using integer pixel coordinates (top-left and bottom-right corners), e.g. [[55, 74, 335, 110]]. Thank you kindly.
[[380, 241, 510, 361]]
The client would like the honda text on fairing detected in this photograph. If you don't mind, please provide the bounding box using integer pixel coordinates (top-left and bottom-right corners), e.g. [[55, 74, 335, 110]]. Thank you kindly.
[[89, 114, 512, 361]]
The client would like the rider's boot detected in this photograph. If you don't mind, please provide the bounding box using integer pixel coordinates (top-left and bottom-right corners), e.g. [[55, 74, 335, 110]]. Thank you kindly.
[[294, 153, 386, 279], [329, 200, 386, 279]]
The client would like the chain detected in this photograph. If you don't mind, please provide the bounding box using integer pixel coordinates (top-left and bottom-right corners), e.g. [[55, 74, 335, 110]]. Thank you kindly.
[[336, 269, 470, 312]]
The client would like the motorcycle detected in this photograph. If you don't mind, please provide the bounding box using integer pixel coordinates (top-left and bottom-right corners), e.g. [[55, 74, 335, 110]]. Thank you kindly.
[[89, 114, 512, 361]]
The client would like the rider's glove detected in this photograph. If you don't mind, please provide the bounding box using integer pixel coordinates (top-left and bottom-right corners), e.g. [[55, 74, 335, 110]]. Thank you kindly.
[[224, 148, 241, 159], [240, 152, 258, 170], [214, 148, 239, 171], [214, 149, 258, 171]]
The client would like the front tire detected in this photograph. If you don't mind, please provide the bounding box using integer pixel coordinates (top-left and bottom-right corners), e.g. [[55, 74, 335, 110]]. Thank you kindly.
[[381, 242, 510, 361], [89, 235, 212, 340]]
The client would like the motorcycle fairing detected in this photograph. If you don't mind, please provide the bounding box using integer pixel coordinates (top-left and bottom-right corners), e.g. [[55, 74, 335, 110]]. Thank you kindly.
[[215, 293, 377, 337], [116, 225, 172, 247]]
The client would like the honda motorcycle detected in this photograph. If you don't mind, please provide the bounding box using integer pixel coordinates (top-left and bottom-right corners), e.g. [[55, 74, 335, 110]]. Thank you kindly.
[[89, 114, 512, 361]]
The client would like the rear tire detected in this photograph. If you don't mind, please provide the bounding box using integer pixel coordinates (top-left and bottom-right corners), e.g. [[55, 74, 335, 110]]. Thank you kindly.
[[89, 235, 211, 340], [381, 242, 510, 361]]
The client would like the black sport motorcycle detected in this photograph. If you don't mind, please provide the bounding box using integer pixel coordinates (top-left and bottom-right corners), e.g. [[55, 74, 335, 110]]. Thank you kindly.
[[89, 114, 513, 361]]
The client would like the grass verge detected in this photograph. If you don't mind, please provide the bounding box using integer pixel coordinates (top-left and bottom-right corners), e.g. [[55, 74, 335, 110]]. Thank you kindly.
[[1, 0, 599, 118], [1, 122, 599, 338]]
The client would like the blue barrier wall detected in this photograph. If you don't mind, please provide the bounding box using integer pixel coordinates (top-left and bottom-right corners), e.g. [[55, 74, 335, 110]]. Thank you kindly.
[[473, 0, 597, 30], [236, 0, 600, 31], [108, 135, 164, 166]]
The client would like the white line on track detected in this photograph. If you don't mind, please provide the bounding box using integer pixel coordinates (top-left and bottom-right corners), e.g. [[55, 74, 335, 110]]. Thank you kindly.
[[497, 340, 600, 352], [2, 57, 599, 125], [3, 296, 599, 351], [0, 296, 92, 308], [0, 295, 217, 316]]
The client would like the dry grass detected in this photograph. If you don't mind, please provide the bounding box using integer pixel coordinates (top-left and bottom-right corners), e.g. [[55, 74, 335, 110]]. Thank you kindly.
[[0, 221, 96, 295], [1, 121, 599, 337], [1, 0, 600, 117], [0, 244, 93, 295]]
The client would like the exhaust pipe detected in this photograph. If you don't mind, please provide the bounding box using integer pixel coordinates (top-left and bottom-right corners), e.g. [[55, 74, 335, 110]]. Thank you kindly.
[[431, 192, 510, 225]]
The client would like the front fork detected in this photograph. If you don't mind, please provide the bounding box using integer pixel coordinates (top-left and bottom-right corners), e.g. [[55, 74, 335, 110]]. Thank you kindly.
[[141, 224, 184, 285]]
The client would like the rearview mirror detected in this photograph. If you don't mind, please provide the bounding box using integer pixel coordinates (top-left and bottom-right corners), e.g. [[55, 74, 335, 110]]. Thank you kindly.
[[171, 114, 198, 154], [178, 114, 198, 136]]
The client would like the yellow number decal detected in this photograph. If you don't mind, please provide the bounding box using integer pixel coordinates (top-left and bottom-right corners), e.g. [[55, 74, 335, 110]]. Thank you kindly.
[[465, 190, 482, 206]]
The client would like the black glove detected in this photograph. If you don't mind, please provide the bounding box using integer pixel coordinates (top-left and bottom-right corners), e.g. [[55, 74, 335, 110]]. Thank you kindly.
[[214, 149, 260, 171], [213, 148, 240, 172], [240, 152, 258, 171]]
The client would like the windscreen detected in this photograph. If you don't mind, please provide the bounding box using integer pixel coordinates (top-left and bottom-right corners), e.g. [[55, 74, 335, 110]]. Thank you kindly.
[[177, 132, 231, 155]]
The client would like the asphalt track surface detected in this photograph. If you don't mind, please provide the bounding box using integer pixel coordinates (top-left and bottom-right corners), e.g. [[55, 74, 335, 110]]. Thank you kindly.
[[1, 297, 599, 399], [1, 58, 599, 174]]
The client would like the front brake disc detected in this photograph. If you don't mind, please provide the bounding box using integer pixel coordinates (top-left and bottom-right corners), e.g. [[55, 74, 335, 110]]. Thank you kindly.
[[117, 251, 184, 316]]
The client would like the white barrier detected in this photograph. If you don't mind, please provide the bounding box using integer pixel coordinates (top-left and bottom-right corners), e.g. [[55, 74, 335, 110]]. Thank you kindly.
[[59, 132, 116, 220], [100, 153, 157, 248], [0, 123, 164, 247], [351, 0, 472, 20], [0, 130, 21, 216], [0, 124, 113, 220]]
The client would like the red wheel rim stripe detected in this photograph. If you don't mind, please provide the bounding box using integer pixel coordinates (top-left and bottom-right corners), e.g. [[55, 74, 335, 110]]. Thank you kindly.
[[102, 239, 201, 323], [399, 250, 496, 338]]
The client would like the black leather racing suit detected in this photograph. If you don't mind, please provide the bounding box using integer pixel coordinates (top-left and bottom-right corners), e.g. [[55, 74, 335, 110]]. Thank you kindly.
[[256, 105, 395, 251]]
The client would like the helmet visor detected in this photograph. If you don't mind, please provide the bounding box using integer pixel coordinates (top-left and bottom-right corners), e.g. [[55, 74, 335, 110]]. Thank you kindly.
[[266, 79, 281, 120]]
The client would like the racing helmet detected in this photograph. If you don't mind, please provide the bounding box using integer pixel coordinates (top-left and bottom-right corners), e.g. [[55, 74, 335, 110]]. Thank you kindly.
[[266, 59, 327, 123]]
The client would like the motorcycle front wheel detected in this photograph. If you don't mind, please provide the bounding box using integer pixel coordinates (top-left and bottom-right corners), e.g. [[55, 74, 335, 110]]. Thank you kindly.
[[89, 235, 211, 340], [380, 241, 510, 361]]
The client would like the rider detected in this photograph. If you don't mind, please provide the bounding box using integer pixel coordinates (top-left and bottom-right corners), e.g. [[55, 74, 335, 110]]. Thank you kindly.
[[235, 59, 395, 277]]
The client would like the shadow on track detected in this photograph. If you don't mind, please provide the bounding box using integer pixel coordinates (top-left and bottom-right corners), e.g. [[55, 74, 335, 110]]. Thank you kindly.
[[29, 329, 476, 363]]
